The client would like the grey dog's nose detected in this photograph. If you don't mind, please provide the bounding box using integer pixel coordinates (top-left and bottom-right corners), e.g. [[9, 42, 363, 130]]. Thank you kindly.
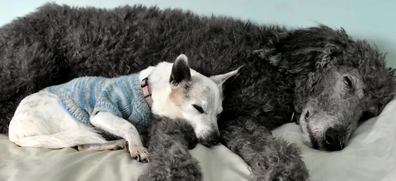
[[324, 128, 345, 151]]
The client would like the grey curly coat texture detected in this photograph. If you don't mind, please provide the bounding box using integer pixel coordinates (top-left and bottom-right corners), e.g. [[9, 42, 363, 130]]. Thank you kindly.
[[0, 3, 395, 181], [138, 116, 201, 181]]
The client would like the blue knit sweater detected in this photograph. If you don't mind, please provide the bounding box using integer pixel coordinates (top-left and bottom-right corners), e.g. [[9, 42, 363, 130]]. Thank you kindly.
[[45, 74, 151, 128]]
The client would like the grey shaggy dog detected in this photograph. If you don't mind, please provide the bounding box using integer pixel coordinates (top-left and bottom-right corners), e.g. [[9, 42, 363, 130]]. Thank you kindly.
[[1, 3, 396, 181]]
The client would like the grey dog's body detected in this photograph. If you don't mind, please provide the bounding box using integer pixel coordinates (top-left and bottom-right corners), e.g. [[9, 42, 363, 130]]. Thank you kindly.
[[1, 3, 395, 181]]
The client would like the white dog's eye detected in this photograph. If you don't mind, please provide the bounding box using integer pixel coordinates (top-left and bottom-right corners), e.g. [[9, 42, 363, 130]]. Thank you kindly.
[[304, 111, 310, 119], [192, 104, 205, 114]]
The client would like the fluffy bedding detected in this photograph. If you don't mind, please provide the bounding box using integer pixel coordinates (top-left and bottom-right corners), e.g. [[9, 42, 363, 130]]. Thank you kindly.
[[1, 98, 395, 181]]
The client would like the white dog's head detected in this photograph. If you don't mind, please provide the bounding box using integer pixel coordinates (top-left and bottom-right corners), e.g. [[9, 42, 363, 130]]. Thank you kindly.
[[150, 54, 240, 146]]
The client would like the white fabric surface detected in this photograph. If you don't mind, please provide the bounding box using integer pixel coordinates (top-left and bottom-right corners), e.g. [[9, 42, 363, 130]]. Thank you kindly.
[[0, 134, 252, 181], [1, 99, 396, 181]]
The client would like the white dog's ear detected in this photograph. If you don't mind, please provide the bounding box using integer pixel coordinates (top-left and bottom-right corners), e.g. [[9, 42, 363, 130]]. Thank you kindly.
[[169, 54, 191, 86], [210, 65, 243, 87]]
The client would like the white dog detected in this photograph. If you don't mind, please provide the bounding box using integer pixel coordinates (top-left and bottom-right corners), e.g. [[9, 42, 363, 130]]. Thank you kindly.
[[8, 54, 240, 162]]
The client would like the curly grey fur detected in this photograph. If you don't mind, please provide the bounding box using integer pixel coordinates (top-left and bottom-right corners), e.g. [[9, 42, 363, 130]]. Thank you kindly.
[[1, 3, 395, 181], [221, 117, 307, 181], [138, 116, 201, 181], [256, 27, 396, 150]]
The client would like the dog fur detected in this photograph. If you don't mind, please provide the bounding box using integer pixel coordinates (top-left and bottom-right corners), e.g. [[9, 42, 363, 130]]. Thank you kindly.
[[1, 3, 395, 181], [8, 53, 239, 162], [138, 115, 202, 181]]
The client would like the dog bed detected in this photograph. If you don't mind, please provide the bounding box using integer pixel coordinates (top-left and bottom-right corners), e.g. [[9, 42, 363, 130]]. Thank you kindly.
[[1, 98, 396, 181]]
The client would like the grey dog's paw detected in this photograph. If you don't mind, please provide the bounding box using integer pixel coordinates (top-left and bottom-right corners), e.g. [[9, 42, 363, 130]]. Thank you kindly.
[[250, 138, 309, 181]]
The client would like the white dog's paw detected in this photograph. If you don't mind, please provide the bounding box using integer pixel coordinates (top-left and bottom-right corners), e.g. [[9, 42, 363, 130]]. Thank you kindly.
[[129, 145, 149, 162]]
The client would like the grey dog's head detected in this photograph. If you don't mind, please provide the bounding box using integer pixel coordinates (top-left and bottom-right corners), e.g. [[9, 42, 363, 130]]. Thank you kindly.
[[294, 42, 396, 151]]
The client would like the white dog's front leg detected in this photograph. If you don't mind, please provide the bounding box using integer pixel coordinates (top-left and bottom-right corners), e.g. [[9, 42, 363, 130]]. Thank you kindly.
[[90, 112, 149, 162]]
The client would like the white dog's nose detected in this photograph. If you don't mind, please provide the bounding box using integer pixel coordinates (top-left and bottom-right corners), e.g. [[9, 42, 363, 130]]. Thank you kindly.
[[200, 132, 220, 147]]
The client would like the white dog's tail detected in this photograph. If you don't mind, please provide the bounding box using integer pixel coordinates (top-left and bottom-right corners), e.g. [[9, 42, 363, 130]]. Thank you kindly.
[[10, 127, 107, 149]]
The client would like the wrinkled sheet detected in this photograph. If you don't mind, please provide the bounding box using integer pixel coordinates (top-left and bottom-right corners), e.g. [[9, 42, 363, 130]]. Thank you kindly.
[[1, 99, 396, 181]]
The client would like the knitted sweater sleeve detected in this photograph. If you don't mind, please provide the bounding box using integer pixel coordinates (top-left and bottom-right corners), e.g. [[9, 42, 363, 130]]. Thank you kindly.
[[92, 90, 123, 118]]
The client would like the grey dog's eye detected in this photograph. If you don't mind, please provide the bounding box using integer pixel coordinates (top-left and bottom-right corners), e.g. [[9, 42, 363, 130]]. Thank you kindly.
[[343, 76, 353, 88], [193, 104, 205, 114]]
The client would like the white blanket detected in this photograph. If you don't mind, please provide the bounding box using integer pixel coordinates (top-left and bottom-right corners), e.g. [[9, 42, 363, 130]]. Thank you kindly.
[[1, 99, 396, 181]]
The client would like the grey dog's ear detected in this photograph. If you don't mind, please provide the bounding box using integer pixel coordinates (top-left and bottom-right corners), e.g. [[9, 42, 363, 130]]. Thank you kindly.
[[210, 65, 243, 87], [317, 44, 342, 70], [169, 54, 191, 86]]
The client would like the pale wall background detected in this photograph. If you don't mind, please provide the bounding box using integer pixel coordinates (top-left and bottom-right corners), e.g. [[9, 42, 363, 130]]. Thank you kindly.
[[1, 0, 395, 67]]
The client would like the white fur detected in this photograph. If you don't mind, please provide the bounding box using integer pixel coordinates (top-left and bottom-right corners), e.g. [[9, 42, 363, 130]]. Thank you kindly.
[[8, 54, 239, 161], [9, 91, 107, 148], [90, 111, 149, 160], [148, 61, 225, 140]]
